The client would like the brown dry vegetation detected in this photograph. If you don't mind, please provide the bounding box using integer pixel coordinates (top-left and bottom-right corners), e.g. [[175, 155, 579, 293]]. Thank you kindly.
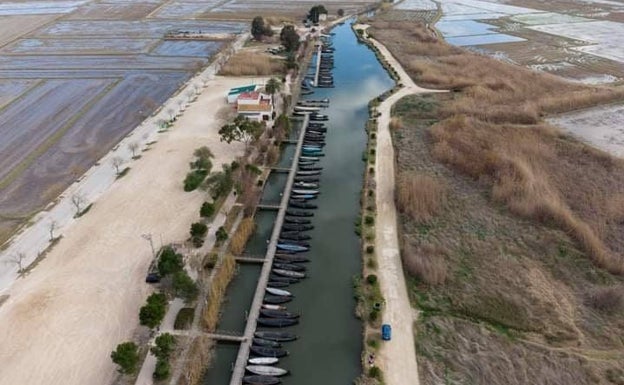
[[202, 254, 236, 331], [219, 51, 284, 76], [396, 172, 446, 223], [229, 217, 256, 255], [176, 336, 213, 385], [370, 13, 624, 385]]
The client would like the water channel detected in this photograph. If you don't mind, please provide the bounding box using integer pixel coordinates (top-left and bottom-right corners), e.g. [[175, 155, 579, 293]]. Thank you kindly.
[[203, 20, 394, 384]]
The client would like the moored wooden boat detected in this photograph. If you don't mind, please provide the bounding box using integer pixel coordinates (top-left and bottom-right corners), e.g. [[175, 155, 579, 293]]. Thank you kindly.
[[272, 268, 306, 278], [257, 317, 299, 327], [260, 309, 300, 319], [248, 357, 279, 365], [273, 262, 306, 272], [263, 295, 292, 304], [252, 338, 282, 348], [249, 345, 288, 357], [246, 365, 289, 377], [254, 331, 297, 342], [266, 287, 292, 296], [243, 374, 281, 385]]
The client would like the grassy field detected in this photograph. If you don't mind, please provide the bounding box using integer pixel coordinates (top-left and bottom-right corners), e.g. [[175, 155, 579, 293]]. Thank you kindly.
[[370, 14, 624, 385]]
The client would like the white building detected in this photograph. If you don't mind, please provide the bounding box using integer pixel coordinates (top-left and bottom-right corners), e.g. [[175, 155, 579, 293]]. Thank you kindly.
[[236, 91, 273, 122]]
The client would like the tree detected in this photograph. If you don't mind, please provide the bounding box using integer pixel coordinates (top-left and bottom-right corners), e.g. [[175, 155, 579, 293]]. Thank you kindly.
[[111, 342, 139, 374], [191, 146, 214, 171], [166, 108, 175, 120], [190, 222, 208, 238], [6, 252, 26, 274], [111, 156, 124, 175], [71, 193, 86, 215], [251, 16, 266, 40], [153, 358, 170, 380], [280, 25, 300, 52], [48, 220, 58, 241], [139, 292, 168, 329], [308, 5, 328, 23], [265, 78, 281, 104], [205, 164, 234, 199], [216, 226, 228, 242], [218, 115, 263, 149], [151, 333, 176, 359], [200, 202, 215, 218], [337, 8, 344, 16], [157, 246, 184, 276], [128, 142, 139, 158], [172, 271, 198, 302]]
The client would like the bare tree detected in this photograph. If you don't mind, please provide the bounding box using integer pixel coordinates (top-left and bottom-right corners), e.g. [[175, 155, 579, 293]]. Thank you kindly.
[[193, 83, 200, 95], [186, 89, 195, 101], [166, 108, 175, 120], [71, 193, 86, 215], [201, 77, 209, 87], [128, 142, 139, 158], [111, 156, 124, 175], [176, 99, 185, 111], [6, 252, 27, 274], [48, 220, 58, 241]]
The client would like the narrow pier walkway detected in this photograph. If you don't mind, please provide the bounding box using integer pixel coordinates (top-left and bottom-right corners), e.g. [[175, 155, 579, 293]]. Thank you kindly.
[[228, 115, 309, 385], [257, 204, 280, 210], [313, 43, 322, 87]]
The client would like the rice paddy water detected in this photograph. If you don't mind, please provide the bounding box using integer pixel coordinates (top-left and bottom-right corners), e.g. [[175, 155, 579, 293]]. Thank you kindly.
[[202, 20, 394, 384]]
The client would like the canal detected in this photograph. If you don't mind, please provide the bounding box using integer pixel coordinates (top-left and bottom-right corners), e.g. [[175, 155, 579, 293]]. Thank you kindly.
[[203, 20, 394, 384]]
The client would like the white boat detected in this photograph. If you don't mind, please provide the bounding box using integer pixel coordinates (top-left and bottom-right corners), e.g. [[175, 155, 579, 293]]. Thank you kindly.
[[292, 189, 319, 195], [266, 287, 292, 297], [248, 357, 279, 365], [294, 106, 321, 112], [262, 304, 286, 310], [245, 365, 289, 377]]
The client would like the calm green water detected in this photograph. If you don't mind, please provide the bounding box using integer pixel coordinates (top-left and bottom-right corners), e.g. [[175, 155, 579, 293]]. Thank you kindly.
[[203, 20, 394, 385]]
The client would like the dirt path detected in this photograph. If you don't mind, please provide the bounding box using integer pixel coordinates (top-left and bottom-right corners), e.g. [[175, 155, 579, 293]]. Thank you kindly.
[[366, 30, 443, 385], [0, 76, 249, 385]]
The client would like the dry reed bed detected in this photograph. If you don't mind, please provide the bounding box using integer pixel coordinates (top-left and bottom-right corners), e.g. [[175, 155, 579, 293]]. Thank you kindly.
[[229, 217, 256, 255], [370, 18, 624, 274], [176, 336, 213, 385], [219, 51, 284, 76], [202, 254, 237, 331]]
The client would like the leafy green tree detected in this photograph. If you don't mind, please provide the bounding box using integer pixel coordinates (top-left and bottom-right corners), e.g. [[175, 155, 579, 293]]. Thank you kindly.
[[191, 146, 214, 171], [172, 271, 199, 302], [308, 5, 328, 23], [158, 247, 184, 276], [151, 333, 176, 360], [200, 202, 215, 218], [153, 358, 170, 380], [280, 25, 300, 52], [111, 342, 139, 374], [190, 222, 208, 238], [183, 169, 208, 192], [216, 226, 228, 242], [139, 292, 168, 329], [265, 78, 281, 103], [218, 115, 264, 149], [286, 52, 298, 70]]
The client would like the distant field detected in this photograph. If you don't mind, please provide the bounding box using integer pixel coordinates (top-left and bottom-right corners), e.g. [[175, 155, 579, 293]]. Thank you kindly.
[[0, 0, 245, 245]]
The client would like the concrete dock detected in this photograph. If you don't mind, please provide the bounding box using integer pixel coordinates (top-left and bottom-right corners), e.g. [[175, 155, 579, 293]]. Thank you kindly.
[[313, 43, 322, 87], [228, 114, 309, 385]]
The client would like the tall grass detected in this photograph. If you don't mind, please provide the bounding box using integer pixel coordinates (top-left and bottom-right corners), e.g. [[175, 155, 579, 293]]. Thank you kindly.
[[219, 52, 284, 76], [371, 18, 624, 274], [176, 336, 213, 385], [202, 254, 237, 331], [229, 217, 256, 255], [402, 242, 448, 285], [396, 173, 446, 222]]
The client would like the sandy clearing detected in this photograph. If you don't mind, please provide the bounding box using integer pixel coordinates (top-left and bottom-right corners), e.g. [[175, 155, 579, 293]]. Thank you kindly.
[[365, 28, 443, 385], [0, 75, 247, 385]]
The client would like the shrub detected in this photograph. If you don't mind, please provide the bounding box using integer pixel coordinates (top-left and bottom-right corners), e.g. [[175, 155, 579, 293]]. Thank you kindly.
[[200, 202, 215, 218], [588, 286, 624, 314], [172, 270, 199, 302], [216, 226, 228, 243], [364, 215, 375, 225], [111, 342, 139, 374], [151, 333, 176, 360], [366, 245, 375, 254], [402, 242, 448, 286], [190, 222, 208, 238], [139, 292, 168, 329], [369, 366, 383, 380], [174, 307, 194, 330], [158, 247, 183, 276], [369, 309, 379, 322], [153, 358, 170, 380], [366, 274, 378, 285], [184, 169, 208, 192]]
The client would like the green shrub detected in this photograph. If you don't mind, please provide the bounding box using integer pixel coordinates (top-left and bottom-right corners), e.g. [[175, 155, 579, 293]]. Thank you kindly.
[[183, 169, 208, 192], [366, 274, 378, 285], [151, 333, 176, 360], [153, 358, 170, 380], [158, 247, 183, 276], [366, 245, 375, 254], [216, 226, 228, 242], [139, 292, 167, 329], [174, 307, 194, 330], [369, 366, 383, 380], [365, 215, 375, 225], [369, 309, 379, 322], [111, 342, 139, 374], [200, 202, 215, 218], [172, 271, 199, 302], [190, 222, 208, 238]]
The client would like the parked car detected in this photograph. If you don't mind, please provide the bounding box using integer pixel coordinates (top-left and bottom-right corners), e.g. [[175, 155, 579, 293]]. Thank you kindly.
[[145, 272, 160, 283], [382, 324, 392, 341]]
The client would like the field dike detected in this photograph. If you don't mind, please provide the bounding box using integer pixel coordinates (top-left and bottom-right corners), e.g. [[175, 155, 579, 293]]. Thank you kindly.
[[368, 12, 624, 385]]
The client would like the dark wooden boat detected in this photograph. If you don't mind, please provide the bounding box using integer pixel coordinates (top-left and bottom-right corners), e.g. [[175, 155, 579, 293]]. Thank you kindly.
[[249, 345, 288, 357], [288, 202, 317, 210], [294, 176, 320, 182], [268, 274, 299, 283], [275, 254, 310, 263], [263, 295, 292, 304], [260, 309, 300, 319], [254, 331, 297, 342], [253, 338, 282, 348], [272, 268, 306, 278], [285, 210, 313, 217], [273, 262, 306, 272], [298, 166, 323, 171], [243, 375, 281, 385], [267, 281, 290, 288], [278, 238, 310, 247], [257, 317, 299, 327], [283, 217, 311, 224], [281, 224, 313, 231]]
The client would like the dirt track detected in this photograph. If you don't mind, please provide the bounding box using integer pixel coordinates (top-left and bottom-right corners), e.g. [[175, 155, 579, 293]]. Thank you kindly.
[[368, 30, 443, 385], [0, 76, 246, 385]]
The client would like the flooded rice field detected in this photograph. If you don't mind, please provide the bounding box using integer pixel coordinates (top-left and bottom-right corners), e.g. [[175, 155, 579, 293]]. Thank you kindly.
[[0, 0, 245, 244]]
